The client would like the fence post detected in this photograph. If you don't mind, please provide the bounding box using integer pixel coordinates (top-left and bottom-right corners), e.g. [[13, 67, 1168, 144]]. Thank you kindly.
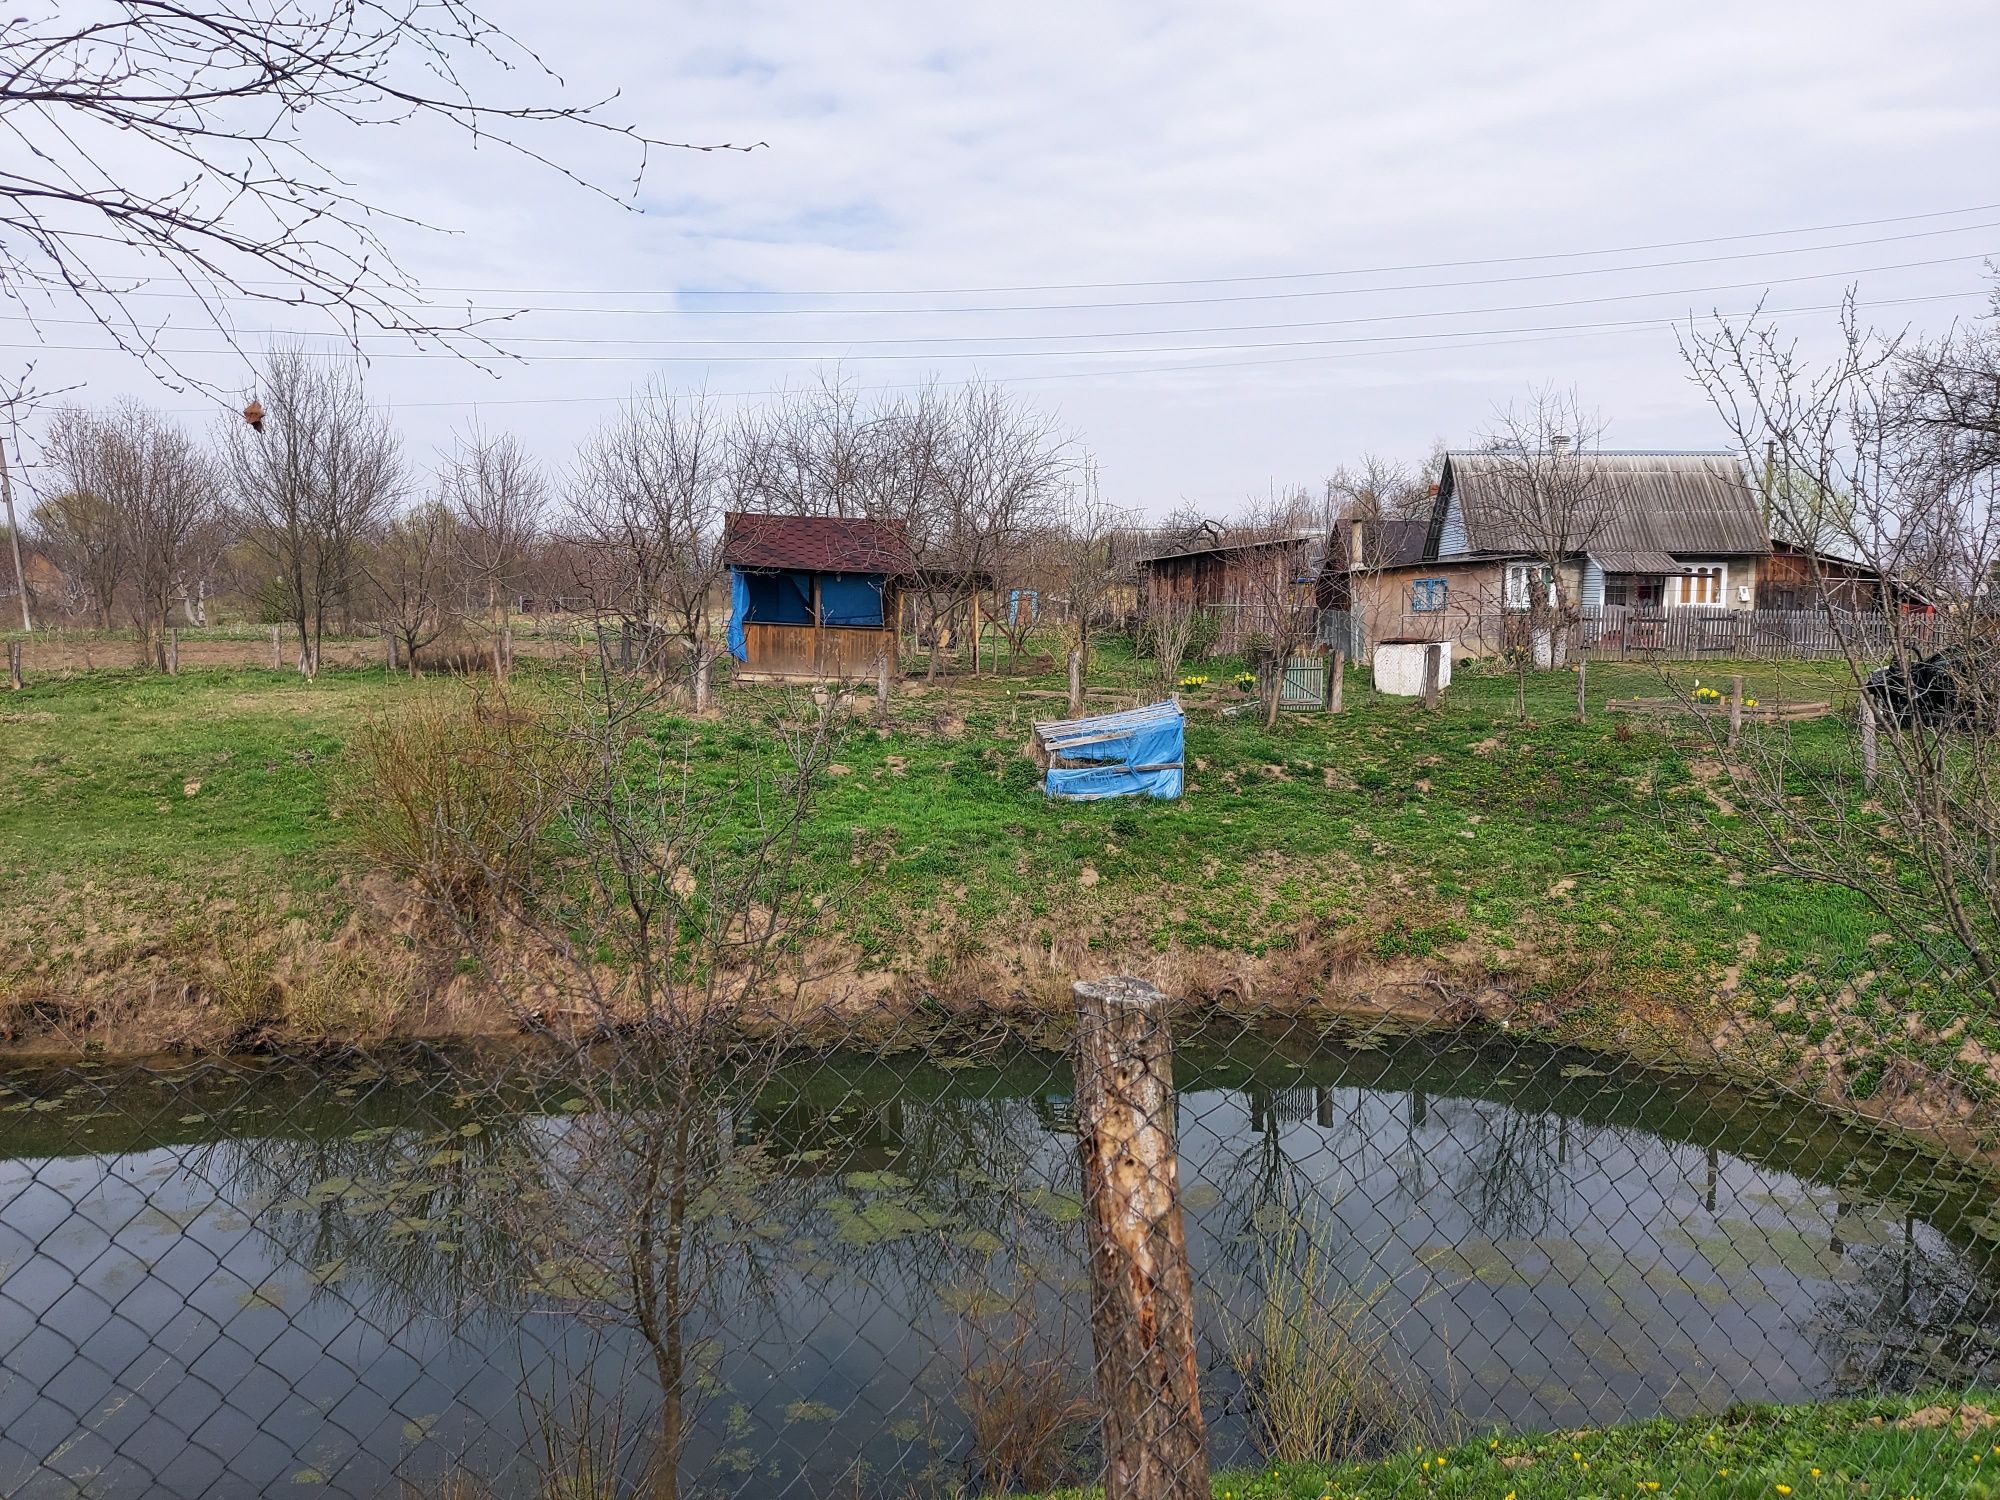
[[1574, 622, 1587, 723], [1856, 692, 1872, 792], [385, 630, 397, 672], [1072, 976, 1208, 1500], [1728, 673, 1744, 751], [270, 625, 281, 671], [1067, 647, 1084, 716], [502, 624, 514, 677], [167, 627, 179, 676], [1422, 642, 1441, 710], [7, 640, 21, 691], [876, 649, 893, 725], [693, 640, 712, 713]]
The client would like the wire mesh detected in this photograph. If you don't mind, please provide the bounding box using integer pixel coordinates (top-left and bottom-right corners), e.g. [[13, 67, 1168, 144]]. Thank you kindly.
[[3, 997, 1997, 1499]]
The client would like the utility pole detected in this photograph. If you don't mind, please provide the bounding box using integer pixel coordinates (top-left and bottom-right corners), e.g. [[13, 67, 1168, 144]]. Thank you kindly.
[[1, 433, 30, 632]]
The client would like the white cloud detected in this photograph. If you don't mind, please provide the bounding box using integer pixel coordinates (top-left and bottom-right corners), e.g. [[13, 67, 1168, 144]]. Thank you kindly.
[[15, 0, 2000, 512]]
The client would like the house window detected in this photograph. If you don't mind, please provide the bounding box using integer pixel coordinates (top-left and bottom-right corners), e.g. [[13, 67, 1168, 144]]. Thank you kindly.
[[1675, 564, 1728, 607], [1503, 563, 1554, 611], [1410, 578, 1448, 613]]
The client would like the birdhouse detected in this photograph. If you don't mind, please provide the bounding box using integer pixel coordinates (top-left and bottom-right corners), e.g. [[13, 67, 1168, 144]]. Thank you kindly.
[[242, 399, 265, 432]]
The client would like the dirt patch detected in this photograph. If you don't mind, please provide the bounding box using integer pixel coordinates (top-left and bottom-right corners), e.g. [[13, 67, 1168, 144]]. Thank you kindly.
[[1895, 1403, 1999, 1437]]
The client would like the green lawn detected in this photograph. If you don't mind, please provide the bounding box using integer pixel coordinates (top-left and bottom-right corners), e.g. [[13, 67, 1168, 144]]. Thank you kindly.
[[1027, 1392, 2000, 1499], [0, 643, 1985, 1113]]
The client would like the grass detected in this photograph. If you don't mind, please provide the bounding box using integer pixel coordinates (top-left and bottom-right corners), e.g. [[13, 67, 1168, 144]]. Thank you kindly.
[[0, 638, 1991, 1119], [1020, 1391, 2000, 1499]]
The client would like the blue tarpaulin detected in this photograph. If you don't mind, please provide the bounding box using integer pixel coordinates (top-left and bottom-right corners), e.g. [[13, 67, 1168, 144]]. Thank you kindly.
[[1035, 701, 1184, 801], [818, 572, 887, 627], [727, 570, 750, 662]]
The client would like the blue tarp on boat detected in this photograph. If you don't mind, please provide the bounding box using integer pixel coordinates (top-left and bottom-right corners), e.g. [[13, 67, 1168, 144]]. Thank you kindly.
[[1035, 700, 1184, 801]]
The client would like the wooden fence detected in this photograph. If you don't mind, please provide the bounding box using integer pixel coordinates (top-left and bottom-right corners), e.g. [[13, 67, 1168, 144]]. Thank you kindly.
[[1320, 605, 1940, 665]]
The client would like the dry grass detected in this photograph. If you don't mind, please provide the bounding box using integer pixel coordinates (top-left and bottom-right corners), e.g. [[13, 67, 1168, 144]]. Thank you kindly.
[[1226, 1212, 1425, 1465]]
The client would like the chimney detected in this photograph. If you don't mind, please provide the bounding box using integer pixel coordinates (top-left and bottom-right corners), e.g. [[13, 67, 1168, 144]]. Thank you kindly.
[[1550, 434, 1573, 457], [1349, 518, 1366, 569]]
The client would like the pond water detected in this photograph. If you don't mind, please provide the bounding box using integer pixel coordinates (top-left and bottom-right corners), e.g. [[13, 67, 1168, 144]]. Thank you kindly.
[[2, 1031, 1998, 1498]]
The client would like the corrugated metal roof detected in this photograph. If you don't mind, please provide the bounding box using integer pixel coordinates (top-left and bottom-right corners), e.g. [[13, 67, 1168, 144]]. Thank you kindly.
[[1436, 450, 1769, 560], [721, 512, 916, 575], [1589, 548, 1682, 574]]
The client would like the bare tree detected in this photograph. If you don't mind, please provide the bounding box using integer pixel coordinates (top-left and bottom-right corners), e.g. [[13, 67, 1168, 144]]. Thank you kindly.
[[443, 427, 546, 680], [1476, 387, 1616, 712], [38, 413, 131, 630], [570, 385, 737, 703], [1230, 500, 1323, 729], [1, 0, 758, 387], [368, 499, 459, 674], [1684, 283, 2000, 1006], [1051, 463, 1133, 711], [225, 349, 402, 676]]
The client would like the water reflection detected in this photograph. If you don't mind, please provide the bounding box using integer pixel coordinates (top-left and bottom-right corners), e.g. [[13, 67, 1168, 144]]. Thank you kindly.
[[1, 1034, 1997, 1498]]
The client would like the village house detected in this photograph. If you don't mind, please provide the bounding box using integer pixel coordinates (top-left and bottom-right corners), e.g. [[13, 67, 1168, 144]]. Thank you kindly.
[[722, 511, 914, 682], [1320, 450, 1777, 660]]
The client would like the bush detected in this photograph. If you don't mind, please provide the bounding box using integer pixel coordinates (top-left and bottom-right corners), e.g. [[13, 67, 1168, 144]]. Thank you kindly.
[[345, 692, 581, 920]]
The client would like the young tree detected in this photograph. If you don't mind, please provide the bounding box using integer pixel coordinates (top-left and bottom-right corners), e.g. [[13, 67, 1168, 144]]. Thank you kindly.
[[1684, 284, 2000, 1007], [1476, 387, 1617, 712], [1230, 499, 1323, 729], [29, 485, 125, 631], [368, 500, 459, 675], [570, 385, 736, 701], [1051, 464, 1134, 711], [442, 427, 546, 680], [225, 349, 402, 676]]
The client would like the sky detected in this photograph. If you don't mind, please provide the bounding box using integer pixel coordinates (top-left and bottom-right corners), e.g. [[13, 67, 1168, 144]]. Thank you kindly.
[[14, 0, 2000, 518]]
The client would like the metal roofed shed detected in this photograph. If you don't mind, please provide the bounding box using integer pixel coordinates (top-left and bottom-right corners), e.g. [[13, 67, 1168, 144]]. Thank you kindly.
[[1031, 701, 1185, 801]]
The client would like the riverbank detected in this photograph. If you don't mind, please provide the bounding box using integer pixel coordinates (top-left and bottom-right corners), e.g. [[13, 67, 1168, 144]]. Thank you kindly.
[[1022, 1391, 2000, 1499], [2, 648, 1994, 1153]]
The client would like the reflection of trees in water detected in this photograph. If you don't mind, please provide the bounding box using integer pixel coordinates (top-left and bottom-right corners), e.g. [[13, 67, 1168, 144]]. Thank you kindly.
[[1439, 1098, 1580, 1243], [1811, 1212, 2000, 1394]]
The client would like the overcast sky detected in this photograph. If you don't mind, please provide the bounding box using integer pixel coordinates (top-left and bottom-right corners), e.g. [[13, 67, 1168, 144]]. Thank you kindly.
[[19, 0, 2000, 517]]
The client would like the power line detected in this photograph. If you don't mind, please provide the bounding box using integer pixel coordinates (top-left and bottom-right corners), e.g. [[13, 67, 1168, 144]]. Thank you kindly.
[[35, 291, 1984, 400], [43, 201, 2000, 298], [13, 247, 1990, 352], [19, 217, 2000, 319]]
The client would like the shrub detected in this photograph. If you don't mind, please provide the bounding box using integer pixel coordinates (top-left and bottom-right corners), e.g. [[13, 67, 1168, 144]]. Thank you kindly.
[[345, 691, 581, 920]]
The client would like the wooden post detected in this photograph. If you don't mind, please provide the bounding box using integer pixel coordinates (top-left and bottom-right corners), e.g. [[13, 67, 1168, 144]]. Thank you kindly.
[[1327, 649, 1345, 713], [619, 623, 633, 671], [1068, 647, 1085, 716], [970, 589, 982, 675], [7, 640, 21, 691], [1728, 673, 1744, 751], [167, 627, 179, 676], [270, 625, 282, 670], [385, 630, 397, 672], [1422, 643, 1441, 710], [1856, 692, 1872, 792], [501, 623, 514, 681], [1071, 977, 1208, 1500], [875, 649, 892, 725]]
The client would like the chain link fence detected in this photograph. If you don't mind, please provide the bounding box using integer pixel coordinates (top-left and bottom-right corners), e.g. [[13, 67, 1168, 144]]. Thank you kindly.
[[4, 991, 1998, 1499]]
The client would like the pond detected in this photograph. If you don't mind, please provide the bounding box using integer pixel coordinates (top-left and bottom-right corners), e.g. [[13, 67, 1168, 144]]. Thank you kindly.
[[2, 1029, 1998, 1498]]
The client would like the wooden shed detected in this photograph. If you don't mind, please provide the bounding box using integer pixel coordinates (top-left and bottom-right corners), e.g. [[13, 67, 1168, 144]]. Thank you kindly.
[[723, 512, 915, 681]]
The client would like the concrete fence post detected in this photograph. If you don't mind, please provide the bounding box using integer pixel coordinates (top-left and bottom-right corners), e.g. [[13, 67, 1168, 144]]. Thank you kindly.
[[1422, 642, 1442, 710], [1068, 647, 1085, 717], [166, 627, 179, 676], [1728, 673, 1745, 751], [270, 625, 282, 671], [7, 640, 21, 691], [1856, 692, 1872, 788], [876, 650, 892, 725], [1071, 976, 1208, 1500]]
